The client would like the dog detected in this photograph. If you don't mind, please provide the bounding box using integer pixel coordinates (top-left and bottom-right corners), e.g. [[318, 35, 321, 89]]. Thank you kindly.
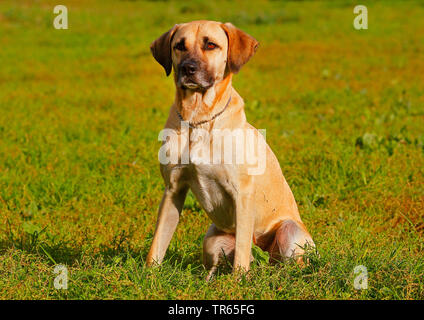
[[146, 20, 315, 280]]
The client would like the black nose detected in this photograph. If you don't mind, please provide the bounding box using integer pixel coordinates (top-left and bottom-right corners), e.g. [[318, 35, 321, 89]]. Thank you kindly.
[[180, 60, 197, 75]]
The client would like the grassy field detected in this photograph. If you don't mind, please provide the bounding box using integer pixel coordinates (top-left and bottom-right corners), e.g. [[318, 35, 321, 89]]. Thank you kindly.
[[0, 0, 423, 299]]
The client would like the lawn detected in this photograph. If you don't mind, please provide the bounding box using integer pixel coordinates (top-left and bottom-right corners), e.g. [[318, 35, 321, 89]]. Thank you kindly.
[[0, 0, 423, 299]]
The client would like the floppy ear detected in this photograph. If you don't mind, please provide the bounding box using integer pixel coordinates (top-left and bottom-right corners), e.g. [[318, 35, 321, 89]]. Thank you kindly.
[[150, 24, 179, 76], [221, 22, 259, 74]]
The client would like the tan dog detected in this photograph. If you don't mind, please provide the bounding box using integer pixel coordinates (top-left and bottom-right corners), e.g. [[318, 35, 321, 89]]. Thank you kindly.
[[146, 20, 314, 279]]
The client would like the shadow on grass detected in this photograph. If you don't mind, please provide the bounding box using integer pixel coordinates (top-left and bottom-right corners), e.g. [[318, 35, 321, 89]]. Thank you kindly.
[[2, 222, 321, 280], [0, 226, 146, 267], [0, 227, 209, 279]]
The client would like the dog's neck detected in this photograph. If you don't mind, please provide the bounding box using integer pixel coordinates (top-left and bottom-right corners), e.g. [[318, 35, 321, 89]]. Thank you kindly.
[[175, 75, 233, 126]]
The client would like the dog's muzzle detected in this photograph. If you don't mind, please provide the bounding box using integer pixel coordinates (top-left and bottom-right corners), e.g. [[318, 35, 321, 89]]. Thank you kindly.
[[177, 59, 213, 91]]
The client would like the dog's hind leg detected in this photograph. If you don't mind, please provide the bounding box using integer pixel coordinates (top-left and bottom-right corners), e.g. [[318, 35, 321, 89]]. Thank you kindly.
[[267, 219, 315, 264], [202, 224, 236, 281]]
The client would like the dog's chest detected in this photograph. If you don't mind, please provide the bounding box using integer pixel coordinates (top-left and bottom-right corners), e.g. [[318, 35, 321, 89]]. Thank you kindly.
[[191, 165, 237, 232], [171, 163, 238, 232]]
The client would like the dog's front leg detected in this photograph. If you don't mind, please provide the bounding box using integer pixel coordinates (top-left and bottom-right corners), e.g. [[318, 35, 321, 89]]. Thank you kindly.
[[233, 191, 255, 273], [146, 186, 188, 266]]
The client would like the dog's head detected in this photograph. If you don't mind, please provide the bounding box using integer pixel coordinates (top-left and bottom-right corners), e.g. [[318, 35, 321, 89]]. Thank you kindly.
[[150, 20, 259, 92]]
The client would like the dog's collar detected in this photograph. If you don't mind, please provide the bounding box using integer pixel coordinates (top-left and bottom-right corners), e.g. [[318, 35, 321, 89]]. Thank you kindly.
[[176, 95, 232, 129]]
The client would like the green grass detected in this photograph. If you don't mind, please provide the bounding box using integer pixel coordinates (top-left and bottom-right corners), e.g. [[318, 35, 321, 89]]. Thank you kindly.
[[0, 0, 423, 299]]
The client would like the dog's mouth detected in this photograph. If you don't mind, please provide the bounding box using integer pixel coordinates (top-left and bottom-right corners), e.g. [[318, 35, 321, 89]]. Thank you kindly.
[[180, 80, 201, 90], [179, 77, 213, 91]]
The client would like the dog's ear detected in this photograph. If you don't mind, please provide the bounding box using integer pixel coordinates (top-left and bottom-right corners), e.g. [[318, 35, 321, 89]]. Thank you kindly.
[[221, 22, 259, 74], [150, 24, 179, 76]]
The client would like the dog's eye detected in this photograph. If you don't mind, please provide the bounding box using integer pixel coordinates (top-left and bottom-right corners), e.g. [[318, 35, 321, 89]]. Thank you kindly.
[[174, 41, 186, 51], [205, 42, 217, 50]]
